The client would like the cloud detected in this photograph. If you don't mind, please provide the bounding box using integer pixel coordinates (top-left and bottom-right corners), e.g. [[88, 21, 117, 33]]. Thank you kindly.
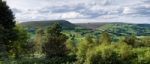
[[61, 12, 88, 19], [5, 0, 150, 23]]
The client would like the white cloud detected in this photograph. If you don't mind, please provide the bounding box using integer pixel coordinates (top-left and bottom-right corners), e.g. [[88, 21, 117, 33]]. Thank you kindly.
[[61, 12, 87, 19], [123, 7, 136, 14], [4, 0, 150, 23]]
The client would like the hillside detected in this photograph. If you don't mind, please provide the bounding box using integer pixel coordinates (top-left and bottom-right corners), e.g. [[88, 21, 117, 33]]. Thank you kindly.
[[20, 20, 150, 36], [75, 22, 108, 29], [75, 22, 150, 36], [20, 20, 76, 29], [98, 23, 150, 36]]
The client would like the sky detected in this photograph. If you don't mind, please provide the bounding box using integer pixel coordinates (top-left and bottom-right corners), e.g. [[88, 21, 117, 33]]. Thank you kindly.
[[4, 0, 150, 23]]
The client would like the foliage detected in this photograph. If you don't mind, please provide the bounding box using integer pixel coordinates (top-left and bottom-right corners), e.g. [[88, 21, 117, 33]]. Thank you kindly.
[[76, 35, 95, 64], [100, 31, 111, 44], [0, 0, 17, 62], [42, 23, 68, 58], [84, 45, 121, 64], [66, 37, 77, 55], [34, 28, 44, 53], [11, 25, 29, 59], [98, 23, 150, 36]]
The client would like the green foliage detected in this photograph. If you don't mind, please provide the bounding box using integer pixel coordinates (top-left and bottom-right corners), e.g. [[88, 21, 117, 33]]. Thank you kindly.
[[66, 38, 77, 55], [0, 0, 15, 29], [77, 35, 150, 64], [139, 36, 150, 47], [84, 45, 121, 64], [43, 23, 68, 58], [133, 47, 150, 64], [83, 43, 138, 64], [0, 0, 17, 62], [123, 34, 137, 47], [98, 23, 150, 36], [11, 25, 29, 59], [34, 28, 44, 53], [100, 31, 111, 44], [76, 35, 95, 64]]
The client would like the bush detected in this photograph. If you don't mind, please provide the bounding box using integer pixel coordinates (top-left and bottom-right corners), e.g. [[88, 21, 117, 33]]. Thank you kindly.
[[84, 44, 121, 64]]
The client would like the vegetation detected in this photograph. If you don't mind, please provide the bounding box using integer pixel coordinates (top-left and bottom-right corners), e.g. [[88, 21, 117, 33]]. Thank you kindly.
[[0, 0, 149, 64], [0, 0, 17, 63]]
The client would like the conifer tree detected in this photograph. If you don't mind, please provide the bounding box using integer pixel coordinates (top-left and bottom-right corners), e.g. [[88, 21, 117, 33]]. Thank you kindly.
[[0, 0, 17, 62], [43, 23, 68, 58]]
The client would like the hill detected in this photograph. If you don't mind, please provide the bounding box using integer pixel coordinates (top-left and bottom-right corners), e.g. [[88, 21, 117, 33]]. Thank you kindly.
[[75, 22, 108, 29], [20, 20, 76, 30], [98, 23, 150, 36], [20, 20, 150, 36], [75, 22, 150, 36]]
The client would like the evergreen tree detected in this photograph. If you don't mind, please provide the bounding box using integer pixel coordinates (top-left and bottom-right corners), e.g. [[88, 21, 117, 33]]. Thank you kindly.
[[43, 23, 68, 58], [0, 0, 17, 62], [0, 0, 15, 29]]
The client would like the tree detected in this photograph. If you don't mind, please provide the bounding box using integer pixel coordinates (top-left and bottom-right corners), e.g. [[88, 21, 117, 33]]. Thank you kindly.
[[34, 28, 44, 53], [66, 37, 77, 55], [0, 0, 17, 62], [12, 25, 29, 59], [0, 0, 15, 29], [84, 45, 121, 64], [124, 34, 137, 47], [43, 23, 68, 58], [100, 31, 111, 44], [77, 35, 95, 64]]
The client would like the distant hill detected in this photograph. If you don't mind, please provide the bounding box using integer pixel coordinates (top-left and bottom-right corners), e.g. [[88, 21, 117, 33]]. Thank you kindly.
[[75, 22, 150, 36], [20, 20, 150, 36], [98, 23, 150, 36], [75, 22, 108, 29], [20, 20, 76, 29]]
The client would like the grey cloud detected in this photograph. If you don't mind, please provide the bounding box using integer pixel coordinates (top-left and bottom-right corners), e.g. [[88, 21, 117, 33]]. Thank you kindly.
[[122, 4, 150, 17], [11, 8, 22, 14]]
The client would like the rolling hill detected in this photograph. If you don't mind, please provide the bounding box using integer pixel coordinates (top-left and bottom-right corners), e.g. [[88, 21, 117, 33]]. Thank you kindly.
[[98, 23, 150, 36], [20, 20, 76, 29], [20, 20, 150, 36], [76, 22, 150, 36]]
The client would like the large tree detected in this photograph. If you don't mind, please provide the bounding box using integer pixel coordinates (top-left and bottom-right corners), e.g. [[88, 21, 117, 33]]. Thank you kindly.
[[43, 23, 68, 58], [0, 0, 15, 29], [0, 0, 17, 61]]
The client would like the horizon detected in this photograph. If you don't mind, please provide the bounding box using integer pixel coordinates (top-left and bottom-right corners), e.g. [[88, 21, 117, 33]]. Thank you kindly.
[[19, 20, 150, 24], [5, 0, 150, 23]]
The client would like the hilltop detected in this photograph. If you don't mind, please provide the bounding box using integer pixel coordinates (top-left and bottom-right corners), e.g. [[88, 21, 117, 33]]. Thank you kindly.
[[20, 20, 76, 29]]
